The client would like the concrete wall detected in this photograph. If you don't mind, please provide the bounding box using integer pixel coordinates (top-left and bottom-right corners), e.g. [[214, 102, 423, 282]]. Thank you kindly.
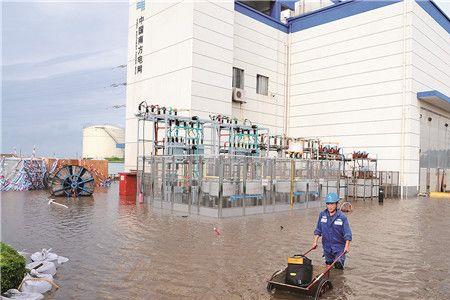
[[288, 1, 415, 186], [232, 11, 287, 134]]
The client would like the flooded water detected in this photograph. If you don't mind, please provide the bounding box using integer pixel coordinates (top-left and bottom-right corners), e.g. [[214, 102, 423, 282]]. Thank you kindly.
[[2, 183, 450, 299]]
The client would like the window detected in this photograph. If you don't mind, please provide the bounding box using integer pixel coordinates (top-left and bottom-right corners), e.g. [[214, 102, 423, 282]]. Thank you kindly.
[[232, 67, 244, 89], [256, 74, 269, 95], [241, 1, 271, 16]]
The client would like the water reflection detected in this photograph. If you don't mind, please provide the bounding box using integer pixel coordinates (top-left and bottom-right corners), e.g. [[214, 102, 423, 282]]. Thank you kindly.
[[1, 184, 449, 299]]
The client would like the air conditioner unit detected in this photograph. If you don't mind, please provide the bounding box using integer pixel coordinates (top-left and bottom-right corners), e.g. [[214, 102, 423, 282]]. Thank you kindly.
[[232, 87, 246, 103]]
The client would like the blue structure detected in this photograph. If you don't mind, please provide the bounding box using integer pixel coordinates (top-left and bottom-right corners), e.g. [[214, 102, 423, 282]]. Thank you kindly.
[[235, 0, 450, 34]]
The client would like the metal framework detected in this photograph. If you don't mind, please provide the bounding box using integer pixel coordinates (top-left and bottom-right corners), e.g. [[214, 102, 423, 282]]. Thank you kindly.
[[139, 155, 346, 217], [209, 115, 269, 157], [345, 154, 379, 200], [133, 103, 399, 216]]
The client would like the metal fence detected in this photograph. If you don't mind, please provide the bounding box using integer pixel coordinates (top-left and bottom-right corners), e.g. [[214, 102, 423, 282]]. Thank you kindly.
[[379, 171, 400, 199], [138, 155, 350, 217], [137, 155, 401, 217]]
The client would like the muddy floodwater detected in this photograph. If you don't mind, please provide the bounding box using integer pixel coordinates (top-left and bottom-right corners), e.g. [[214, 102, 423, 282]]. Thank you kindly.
[[2, 183, 450, 299]]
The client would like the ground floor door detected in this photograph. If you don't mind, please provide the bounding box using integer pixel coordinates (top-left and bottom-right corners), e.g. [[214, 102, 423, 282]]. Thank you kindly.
[[419, 108, 450, 193]]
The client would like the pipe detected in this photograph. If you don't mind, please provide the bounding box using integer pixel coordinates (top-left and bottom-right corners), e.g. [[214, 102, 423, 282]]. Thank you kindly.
[[283, 23, 291, 137], [400, 0, 408, 198], [427, 117, 432, 194]]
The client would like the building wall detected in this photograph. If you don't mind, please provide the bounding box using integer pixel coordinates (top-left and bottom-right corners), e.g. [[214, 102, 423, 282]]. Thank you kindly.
[[125, 1, 195, 170], [125, 1, 290, 170], [411, 0, 450, 117], [124, 1, 450, 193], [191, 1, 234, 119], [232, 11, 288, 134], [288, 1, 417, 187], [411, 0, 450, 192]]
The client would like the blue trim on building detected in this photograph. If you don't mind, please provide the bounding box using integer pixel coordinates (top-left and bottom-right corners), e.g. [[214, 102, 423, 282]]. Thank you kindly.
[[416, 0, 450, 34], [235, 0, 450, 35], [235, 1, 288, 33], [417, 90, 450, 104], [116, 143, 125, 149], [270, 1, 282, 20], [288, 0, 400, 33]]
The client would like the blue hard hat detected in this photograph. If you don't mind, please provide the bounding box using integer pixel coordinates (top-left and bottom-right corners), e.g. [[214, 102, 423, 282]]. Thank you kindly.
[[324, 192, 340, 204]]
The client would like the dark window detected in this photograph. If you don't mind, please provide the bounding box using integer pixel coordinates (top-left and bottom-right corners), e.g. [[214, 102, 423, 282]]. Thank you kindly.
[[233, 67, 244, 89], [256, 74, 269, 95]]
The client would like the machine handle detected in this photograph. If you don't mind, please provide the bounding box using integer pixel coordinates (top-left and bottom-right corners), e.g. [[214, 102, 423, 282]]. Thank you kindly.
[[302, 245, 317, 256], [306, 250, 347, 290]]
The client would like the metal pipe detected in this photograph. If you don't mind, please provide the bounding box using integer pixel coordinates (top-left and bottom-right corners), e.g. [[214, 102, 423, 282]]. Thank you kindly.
[[399, 0, 409, 199], [283, 23, 291, 137], [427, 117, 432, 194], [289, 159, 295, 208]]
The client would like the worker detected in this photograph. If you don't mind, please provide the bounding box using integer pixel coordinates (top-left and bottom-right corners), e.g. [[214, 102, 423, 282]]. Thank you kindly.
[[311, 192, 352, 269]]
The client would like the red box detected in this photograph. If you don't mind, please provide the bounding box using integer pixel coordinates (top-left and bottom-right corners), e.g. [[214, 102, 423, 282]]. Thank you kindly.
[[119, 172, 137, 196]]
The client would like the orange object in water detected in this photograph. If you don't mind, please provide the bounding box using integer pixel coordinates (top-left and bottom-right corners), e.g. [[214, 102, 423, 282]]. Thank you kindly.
[[119, 172, 137, 197]]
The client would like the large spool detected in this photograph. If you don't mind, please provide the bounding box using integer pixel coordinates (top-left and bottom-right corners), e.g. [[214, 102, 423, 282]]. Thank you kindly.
[[49, 165, 95, 197]]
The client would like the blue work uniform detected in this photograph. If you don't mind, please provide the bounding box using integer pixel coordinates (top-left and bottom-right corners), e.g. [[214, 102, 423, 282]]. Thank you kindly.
[[314, 209, 352, 267]]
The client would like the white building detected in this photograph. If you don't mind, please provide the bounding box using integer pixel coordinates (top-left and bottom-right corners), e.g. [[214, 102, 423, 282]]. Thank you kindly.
[[82, 125, 125, 159], [125, 0, 450, 196]]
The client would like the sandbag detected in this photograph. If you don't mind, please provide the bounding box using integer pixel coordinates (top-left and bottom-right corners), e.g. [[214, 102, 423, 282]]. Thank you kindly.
[[20, 272, 53, 294], [30, 249, 58, 264], [57, 256, 69, 265], [2, 289, 44, 300], [26, 261, 56, 276], [30, 249, 68, 266]]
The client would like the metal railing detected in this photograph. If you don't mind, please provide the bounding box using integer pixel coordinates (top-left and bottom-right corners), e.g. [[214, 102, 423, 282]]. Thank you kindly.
[[138, 155, 356, 217], [137, 155, 401, 217]]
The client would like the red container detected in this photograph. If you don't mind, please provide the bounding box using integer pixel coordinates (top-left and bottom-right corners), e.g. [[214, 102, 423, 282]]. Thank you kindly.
[[119, 172, 137, 196]]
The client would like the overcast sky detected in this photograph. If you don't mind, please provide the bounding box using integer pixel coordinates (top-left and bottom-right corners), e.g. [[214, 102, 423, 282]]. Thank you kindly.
[[2, 0, 128, 157], [2, 0, 450, 157]]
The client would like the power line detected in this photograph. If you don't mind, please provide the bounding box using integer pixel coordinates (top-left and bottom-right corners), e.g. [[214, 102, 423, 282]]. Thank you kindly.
[[109, 82, 127, 87], [113, 64, 127, 69], [4, 80, 125, 101]]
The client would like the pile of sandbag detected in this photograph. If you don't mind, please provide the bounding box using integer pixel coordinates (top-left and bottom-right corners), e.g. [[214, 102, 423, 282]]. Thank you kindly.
[[2, 249, 68, 300]]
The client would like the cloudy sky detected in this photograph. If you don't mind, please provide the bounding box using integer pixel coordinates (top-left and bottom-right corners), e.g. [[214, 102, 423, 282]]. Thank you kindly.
[[2, 0, 450, 157], [2, 0, 128, 157]]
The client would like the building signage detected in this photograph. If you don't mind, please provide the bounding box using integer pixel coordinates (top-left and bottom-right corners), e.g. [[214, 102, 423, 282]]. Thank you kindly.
[[135, 1, 145, 74]]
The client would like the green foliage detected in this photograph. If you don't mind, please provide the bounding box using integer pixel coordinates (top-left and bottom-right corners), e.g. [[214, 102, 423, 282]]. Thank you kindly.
[[105, 156, 124, 162], [0, 242, 26, 293]]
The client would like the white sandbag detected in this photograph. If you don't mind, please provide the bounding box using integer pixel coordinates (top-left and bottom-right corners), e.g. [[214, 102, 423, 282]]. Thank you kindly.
[[20, 272, 53, 294], [26, 261, 57, 276], [2, 289, 44, 300], [57, 256, 69, 265], [30, 249, 68, 266], [30, 249, 58, 264]]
